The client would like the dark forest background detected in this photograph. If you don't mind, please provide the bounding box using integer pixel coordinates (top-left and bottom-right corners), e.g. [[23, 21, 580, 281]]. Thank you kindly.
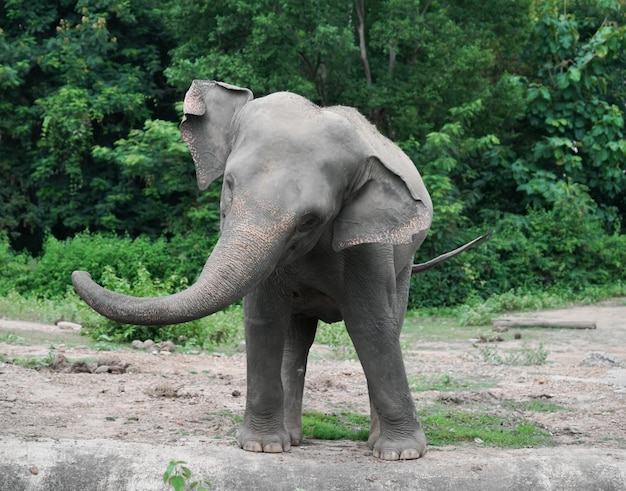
[[1, 0, 625, 308]]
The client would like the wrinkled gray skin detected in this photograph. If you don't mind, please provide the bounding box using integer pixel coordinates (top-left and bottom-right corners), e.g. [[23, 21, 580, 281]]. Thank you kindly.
[[73, 81, 487, 461]]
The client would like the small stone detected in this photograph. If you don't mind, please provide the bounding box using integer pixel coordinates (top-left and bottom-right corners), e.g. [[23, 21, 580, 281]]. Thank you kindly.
[[29, 466, 39, 475], [69, 361, 93, 373], [56, 321, 82, 331], [580, 352, 623, 367], [98, 356, 121, 367], [131, 340, 144, 350], [157, 340, 176, 352], [232, 390, 241, 397], [94, 365, 110, 374]]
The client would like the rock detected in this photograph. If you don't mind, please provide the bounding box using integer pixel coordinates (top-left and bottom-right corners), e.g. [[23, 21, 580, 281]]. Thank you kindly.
[[156, 340, 176, 353], [131, 340, 145, 350], [579, 352, 623, 367], [94, 365, 110, 374], [56, 321, 82, 331], [52, 354, 69, 370], [143, 340, 155, 348], [98, 356, 122, 367], [69, 361, 93, 373]]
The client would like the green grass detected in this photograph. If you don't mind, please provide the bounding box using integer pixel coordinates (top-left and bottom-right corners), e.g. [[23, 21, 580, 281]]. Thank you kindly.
[[402, 316, 480, 344], [504, 399, 569, 413], [0, 351, 55, 369], [421, 406, 553, 448], [409, 373, 496, 392], [302, 411, 370, 441], [298, 408, 553, 449]]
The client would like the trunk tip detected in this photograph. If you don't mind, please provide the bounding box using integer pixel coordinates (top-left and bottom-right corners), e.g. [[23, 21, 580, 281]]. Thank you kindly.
[[72, 270, 93, 290]]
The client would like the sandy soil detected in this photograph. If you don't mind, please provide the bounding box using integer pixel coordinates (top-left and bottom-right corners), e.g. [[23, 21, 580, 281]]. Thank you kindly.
[[1, 299, 625, 458]]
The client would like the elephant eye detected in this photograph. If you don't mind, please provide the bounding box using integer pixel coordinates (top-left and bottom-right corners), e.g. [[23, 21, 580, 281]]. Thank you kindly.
[[297, 215, 320, 233]]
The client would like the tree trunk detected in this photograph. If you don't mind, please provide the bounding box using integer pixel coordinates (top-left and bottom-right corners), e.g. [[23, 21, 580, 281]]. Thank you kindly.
[[492, 319, 597, 330]]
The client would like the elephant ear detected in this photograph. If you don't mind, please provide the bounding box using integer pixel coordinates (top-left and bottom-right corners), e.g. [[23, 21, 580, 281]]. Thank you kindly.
[[333, 157, 432, 251], [180, 80, 253, 190]]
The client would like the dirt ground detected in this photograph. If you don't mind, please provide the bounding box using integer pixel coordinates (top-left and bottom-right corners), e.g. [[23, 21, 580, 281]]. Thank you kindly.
[[1, 299, 625, 459]]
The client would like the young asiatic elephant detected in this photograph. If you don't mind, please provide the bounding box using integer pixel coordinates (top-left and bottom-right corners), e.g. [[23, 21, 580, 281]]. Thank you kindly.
[[73, 81, 487, 460]]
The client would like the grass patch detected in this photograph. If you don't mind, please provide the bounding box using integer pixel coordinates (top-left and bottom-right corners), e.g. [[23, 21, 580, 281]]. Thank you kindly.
[[504, 399, 569, 413], [402, 316, 479, 344], [0, 351, 55, 370], [422, 405, 553, 448], [0, 290, 82, 324], [469, 342, 549, 366], [301, 411, 369, 441], [192, 408, 552, 449], [410, 373, 496, 392]]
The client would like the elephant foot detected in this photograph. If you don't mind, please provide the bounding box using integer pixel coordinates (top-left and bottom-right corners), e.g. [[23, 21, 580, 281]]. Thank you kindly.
[[236, 424, 292, 454], [371, 428, 428, 461], [287, 428, 304, 446]]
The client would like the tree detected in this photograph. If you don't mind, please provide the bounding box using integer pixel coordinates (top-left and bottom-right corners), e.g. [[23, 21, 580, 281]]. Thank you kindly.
[[509, 0, 626, 226], [0, 0, 178, 252]]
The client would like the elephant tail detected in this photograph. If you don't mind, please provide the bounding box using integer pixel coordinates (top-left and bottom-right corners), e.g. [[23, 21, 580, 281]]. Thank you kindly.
[[411, 230, 492, 274]]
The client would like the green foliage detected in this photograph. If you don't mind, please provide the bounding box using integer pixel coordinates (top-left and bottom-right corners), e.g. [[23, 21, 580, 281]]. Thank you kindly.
[[511, 1, 626, 223], [410, 181, 626, 308], [315, 322, 356, 359], [301, 411, 369, 441], [0, 1, 178, 252], [1, 0, 625, 313], [14, 231, 213, 299], [163, 460, 211, 491]]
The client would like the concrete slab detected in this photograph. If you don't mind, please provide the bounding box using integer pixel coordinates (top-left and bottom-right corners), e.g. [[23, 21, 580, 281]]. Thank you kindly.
[[1, 437, 625, 490]]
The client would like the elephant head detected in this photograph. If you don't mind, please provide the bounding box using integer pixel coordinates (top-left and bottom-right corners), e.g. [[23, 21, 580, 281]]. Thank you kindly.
[[72, 81, 432, 325]]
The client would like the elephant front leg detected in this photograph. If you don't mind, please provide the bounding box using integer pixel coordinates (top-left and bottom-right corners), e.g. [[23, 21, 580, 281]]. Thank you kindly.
[[236, 288, 291, 453], [342, 248, 427, 460], [347, 325, 427, 460], [282, 314, 318, 445]]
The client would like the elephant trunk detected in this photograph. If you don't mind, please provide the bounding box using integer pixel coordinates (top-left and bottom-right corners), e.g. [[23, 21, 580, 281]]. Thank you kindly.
[[72, 222, 285, 326]]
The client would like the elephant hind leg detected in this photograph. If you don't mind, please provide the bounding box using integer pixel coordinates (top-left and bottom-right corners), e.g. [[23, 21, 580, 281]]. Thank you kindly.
[[282, 314, 318, 445]]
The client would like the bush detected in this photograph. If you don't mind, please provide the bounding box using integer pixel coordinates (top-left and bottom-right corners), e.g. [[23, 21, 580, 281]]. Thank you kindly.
[[17, 231, 215, 299], [410, 183, 626, 308], [0, 233, 33, 296]]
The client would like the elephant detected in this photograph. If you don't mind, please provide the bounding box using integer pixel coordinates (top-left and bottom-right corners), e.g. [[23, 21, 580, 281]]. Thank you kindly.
[[72, 80, 490, 461]]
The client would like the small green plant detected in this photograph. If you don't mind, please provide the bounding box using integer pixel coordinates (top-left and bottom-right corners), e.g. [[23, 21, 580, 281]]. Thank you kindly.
[[0, 346, 56, 370], [470, 342, 548, 366], [315, 322, 356, 359], [163, 460, 211, 491]]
